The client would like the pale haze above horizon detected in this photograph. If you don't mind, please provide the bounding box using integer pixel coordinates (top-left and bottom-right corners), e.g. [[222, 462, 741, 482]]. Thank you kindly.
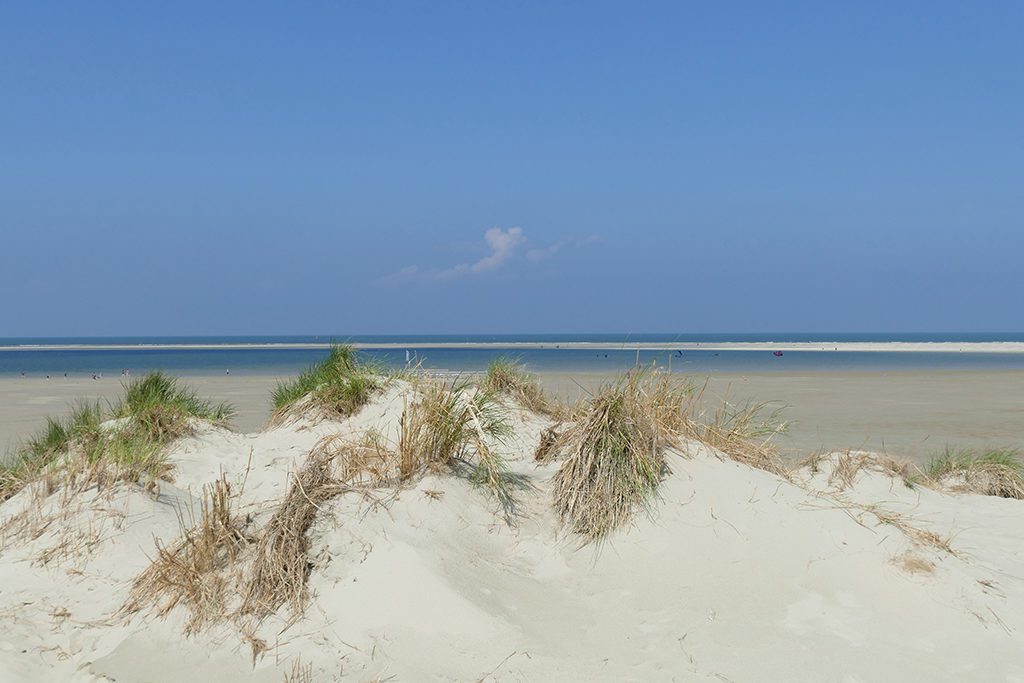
[[2, 3, 1022, 336]]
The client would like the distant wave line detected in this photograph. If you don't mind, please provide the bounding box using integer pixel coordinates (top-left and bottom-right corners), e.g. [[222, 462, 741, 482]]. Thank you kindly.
[[4, 342, 1024, 353]]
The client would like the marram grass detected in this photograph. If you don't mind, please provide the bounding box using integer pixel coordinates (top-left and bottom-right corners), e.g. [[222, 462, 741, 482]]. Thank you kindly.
[[114, 371, 234, 441], [924, 447, 1024, 499], [1, 372, 234, 501], [552, 372, 674, 540], [481, 356, 557, 415], [271, 344, 381, 421]]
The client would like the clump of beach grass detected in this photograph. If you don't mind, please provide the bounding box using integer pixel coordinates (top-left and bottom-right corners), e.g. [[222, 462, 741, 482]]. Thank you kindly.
[[923, 447, 1024, 499], [113, 371, 234, 442], [683, 391, 788, 476], [240, 449, 344, 618], [1, 373, 233, 503], [271, 345, 382, 423], [552, 372, 676, 540], [399, 378, 524, 519], [481, 356, 558, 415], [1, 402, 104, 499], [123, 475, 253, 633]]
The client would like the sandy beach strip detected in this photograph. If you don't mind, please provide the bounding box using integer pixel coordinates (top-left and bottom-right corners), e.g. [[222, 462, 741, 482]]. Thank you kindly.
[[3, 369, 1023, 465], [4, 340, 1024, 352]]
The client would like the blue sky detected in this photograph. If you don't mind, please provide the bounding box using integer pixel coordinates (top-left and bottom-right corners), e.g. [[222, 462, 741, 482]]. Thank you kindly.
[[2, 2, 1022, 335]]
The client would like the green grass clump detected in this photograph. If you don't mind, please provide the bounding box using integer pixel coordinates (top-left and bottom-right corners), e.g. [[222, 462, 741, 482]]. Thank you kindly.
[[1, 373, 232, 501], [1, 401, 105, 499], [924, 447, 1024, 499], [481, 356, 555, 415], [114, 371, 234, 441], [20, 401, 103, 464], [271, 345, 381, 421], [91, 431, 173, 485]]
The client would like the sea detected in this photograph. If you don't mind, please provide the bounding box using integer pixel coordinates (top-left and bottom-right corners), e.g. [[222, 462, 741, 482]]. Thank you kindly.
[[3, 334, 1024, 378]]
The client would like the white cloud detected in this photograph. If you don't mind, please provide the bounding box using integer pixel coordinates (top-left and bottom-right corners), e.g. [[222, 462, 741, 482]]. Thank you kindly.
[[472, 227, 525, 273], [526, 234, 603, 262], [381, 226, 526, 283], [380, 228, 601, 284]]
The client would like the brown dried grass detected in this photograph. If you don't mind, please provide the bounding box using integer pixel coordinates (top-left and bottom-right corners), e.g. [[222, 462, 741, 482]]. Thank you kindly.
[[123, 475, 252, 633], [817, 451, 918, 490], [553, 373, 673, 540], [240, 449, 345, 618], [682, 388, 788, 476], [481, 356, 570, 417]]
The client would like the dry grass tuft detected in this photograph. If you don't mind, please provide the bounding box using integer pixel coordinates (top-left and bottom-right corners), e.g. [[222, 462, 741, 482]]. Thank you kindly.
[[683, 389, 788, 476], [481, 356, 561, 416], [397, 378, 525, 520], [817, 451, 918, 490], [923, 448, 1024, 499], [283, 658, 314, 683], [241, 450, 344, 618], [123, 475, 252, 633], [861, 503, 957, 556], [533, 426, 562, 462], [552, 373, 673, 540]]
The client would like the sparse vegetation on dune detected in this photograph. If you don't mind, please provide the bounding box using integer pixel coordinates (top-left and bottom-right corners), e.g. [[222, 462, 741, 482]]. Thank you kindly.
[[481, 356, 561, 416], [113, 371, 234, 441], [682, 390, 789, 476], [924, 447, 1024, 499], [241, 448, 342, 618], [0, 373, 233, 502], [126, 375, 529, 632], [1, 402, 104, 497], [552, 373, 676, 540], [549, 370, 795, 540], [398, 377, 526, 519], [801, 450, 918, 490], [123, 475, 253, 633], [271, 345, 382, 423]]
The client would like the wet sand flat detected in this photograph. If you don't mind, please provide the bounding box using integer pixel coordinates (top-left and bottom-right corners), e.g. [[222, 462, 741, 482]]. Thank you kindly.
[[537, 369, 1024, 464], [2, 370, 1022, 465]]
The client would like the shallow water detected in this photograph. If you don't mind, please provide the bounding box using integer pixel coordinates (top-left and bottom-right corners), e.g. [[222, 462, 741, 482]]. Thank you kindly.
[[5, 335, 1024, 378]]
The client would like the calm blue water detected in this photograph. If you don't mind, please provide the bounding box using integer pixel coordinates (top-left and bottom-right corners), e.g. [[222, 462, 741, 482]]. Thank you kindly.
[[4, 333, 1024, 347], [2, 334, 1024, 377]]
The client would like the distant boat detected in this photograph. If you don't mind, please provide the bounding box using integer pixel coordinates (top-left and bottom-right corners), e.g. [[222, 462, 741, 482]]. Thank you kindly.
[[773, 351, 784, 357]]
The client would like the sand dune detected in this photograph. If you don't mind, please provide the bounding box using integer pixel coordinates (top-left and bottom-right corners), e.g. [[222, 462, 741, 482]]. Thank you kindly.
[[1, 379, 1022, 681]]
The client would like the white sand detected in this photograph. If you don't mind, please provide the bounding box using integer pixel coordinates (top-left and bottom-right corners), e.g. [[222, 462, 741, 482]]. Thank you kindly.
[[1, 385, 1022, 681], [5, 340, 1024, 352]]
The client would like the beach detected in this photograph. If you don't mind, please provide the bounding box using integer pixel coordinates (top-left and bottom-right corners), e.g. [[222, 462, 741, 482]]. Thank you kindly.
[[2, 363, 1023, 681], [5, 369, 1022, 465]]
